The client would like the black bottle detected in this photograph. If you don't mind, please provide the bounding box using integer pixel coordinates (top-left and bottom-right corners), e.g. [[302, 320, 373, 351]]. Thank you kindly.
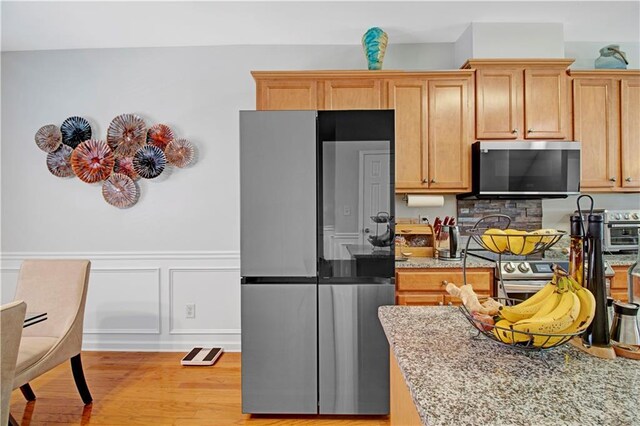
[[582, 214, 610, 347]]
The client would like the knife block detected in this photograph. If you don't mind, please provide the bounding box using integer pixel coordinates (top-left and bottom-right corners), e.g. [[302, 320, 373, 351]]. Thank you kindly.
[[395, 223, 435, 257]]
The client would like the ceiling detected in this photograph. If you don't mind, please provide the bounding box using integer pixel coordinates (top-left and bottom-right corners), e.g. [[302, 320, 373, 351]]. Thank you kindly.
[[2, 1, 639, 52]]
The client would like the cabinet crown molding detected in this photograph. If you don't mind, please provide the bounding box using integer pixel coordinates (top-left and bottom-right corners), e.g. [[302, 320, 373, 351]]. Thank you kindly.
[[462, 58, 574, 69], [570, 69, 640, 77], [251, 70, 475, 81]]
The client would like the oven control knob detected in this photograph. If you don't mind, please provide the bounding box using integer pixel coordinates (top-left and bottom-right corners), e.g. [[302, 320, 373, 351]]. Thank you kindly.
[[615, 213, 622, 220], [517, 262, 530, 273], [624, 213, 630, 220], [504, 262, 516, 273], [633, 213, 639, 220]]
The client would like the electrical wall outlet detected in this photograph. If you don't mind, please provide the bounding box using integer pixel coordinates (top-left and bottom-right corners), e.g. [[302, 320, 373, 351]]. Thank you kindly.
[[185, 303, 196, 319], [343, 205, 351, 216], [419, 214, 430, 224]]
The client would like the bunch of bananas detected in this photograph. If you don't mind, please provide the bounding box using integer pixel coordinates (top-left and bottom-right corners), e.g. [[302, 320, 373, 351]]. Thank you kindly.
[[492, 271, 596, 348]]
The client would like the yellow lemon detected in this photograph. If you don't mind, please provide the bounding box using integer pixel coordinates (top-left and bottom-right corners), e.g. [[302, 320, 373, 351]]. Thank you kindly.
[[482, 228, 507, 253], [505, 229, 528, 254], [531, 228, 557, 244]]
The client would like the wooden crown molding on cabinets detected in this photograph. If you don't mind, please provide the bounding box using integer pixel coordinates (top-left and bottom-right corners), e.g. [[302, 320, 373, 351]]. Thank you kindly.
[[462, 59, 575, 69], [252, 70, 475, 80], [569, 70, 640, 78]]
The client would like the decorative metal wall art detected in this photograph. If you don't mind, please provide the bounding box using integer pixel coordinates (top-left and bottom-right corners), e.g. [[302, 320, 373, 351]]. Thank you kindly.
[[165, 138, 195, 168], [61, 116, 92, 148], [35, 114, 195, 208]]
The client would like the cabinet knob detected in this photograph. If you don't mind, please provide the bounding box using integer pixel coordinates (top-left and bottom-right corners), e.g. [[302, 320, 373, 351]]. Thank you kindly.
[[527, 128, 534, 133], [438, 301, 444, 306], [448, 302, 453, 306], [609, 177, 617, 182], [422, 178, 429, 184], [441, 280, 448, 287], [626, 177, 632, 182], [511, 129, 518, 134], [430, 179, 436, 184]]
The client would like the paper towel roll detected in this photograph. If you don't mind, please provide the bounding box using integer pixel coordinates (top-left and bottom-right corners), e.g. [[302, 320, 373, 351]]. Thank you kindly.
[[406, 195, 445, 208]]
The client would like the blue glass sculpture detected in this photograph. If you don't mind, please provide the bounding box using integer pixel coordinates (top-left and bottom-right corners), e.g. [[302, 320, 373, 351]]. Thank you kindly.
[[362, 27, 388, 70]]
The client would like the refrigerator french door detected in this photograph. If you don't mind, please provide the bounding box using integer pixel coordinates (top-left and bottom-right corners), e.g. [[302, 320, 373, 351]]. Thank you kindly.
[[240, 110, 395, 415]]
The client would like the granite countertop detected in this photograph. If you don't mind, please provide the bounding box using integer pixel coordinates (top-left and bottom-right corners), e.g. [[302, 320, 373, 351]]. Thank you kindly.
[[544, 248, 637, 267], [379, 305, 640, 426], [395, 256, 494, 269]]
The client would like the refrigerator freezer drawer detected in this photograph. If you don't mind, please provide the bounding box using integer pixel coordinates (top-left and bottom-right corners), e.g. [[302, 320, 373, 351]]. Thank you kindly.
[[241, 283, 318, 414], [318, 283, 394, 414]]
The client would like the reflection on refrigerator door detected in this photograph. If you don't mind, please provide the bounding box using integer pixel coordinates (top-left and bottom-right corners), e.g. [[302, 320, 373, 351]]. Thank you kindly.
[[318, 283, 394, 414]]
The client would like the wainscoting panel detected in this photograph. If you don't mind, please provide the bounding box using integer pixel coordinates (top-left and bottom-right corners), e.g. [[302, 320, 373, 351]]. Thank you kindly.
[[84, 268, 161, 334], [0, 251, 242, 351], [169, 268, 241, 334]]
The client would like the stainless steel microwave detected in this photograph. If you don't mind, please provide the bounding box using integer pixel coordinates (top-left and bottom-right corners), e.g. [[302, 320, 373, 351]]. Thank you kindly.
[[459, 141, 581, 199]]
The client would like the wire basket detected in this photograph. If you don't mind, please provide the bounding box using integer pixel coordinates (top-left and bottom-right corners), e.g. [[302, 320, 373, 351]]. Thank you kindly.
[[459, 298, 582, 351], [466, 228, 565, 256]]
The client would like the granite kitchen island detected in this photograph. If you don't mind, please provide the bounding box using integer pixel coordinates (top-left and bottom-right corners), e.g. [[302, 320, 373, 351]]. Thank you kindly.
[[379, 305, 640, 426]]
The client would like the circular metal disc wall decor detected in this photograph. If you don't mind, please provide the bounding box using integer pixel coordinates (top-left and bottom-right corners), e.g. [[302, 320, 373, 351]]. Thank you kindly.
[[107, 114, 147, 157], [133, 145, 166, 179], [114, 156, 139, 180], [146, 124, 174, 151], [71, 139, 115, 183], [102, 173, 138, 208], [46, 145, 75, 178], [60, 116, 92, 148], [165, 138, 194, 168], [35, 124, 62, 153]]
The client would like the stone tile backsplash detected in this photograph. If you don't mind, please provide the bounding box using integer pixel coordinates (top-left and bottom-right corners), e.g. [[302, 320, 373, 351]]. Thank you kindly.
[[457, 199, 542, 234]]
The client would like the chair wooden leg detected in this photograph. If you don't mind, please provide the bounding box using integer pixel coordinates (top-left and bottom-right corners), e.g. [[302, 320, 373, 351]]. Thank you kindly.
[[8, 413, 19, 426], [20, 383, 36, 401], [70, 354, 93, 404]]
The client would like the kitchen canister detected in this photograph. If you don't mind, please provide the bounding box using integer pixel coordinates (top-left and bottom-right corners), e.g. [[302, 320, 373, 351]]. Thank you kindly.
[[595, 44, 629, 69], [610, 301, 640, 346]]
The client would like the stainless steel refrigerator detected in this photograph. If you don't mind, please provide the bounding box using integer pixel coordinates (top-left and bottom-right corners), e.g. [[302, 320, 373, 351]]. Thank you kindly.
[[240, 110, 395, 415]]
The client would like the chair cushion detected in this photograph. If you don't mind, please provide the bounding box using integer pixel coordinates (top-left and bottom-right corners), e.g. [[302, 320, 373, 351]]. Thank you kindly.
[[15, 336, 58, 373]]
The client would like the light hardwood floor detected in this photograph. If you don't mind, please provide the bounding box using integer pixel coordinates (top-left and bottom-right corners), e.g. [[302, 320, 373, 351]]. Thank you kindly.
[[10, 352, 390, 426]]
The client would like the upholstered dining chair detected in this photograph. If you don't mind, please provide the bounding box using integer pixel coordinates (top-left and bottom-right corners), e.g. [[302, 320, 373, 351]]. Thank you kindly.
[[12, 260, 93, 405], [1, 300, 27, 426]]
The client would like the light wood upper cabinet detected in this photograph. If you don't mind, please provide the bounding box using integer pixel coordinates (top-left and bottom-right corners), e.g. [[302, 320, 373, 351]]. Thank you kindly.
[[465, 60, 573, 140], [427, 78, 472, 189], [255, 79, 318, 110], [570, 70, 640, 193], [388, 74, 474, 193], [475, 69, 520, 139], [572, 78, 619, 189], [621, 78, 640, 188], [387, 79, 427, 190], [323, 79, 383, 110], [524, 69, 568, 139]]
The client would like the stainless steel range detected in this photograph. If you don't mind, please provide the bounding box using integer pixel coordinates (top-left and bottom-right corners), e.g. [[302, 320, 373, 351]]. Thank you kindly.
[[496, 259, 615, 301]]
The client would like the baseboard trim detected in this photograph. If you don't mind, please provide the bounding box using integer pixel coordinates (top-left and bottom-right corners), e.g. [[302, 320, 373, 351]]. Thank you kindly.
[[82, 340, 241, 352]]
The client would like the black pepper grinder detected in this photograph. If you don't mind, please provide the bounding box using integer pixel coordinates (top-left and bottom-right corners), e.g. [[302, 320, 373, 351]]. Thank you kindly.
[[582, 214, 611, 347]]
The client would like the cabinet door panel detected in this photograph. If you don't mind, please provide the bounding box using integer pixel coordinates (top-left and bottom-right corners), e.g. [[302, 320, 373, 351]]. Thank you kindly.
[[524, 69, 568, 139], [388, 80, 427, 189], [621, 78, 640, 188], [573, 79, 619, 189], [476, 69, 520, 139], [257, 80, 318, 110], [323, 80, 383, 110], [427, 79, 472, 190]]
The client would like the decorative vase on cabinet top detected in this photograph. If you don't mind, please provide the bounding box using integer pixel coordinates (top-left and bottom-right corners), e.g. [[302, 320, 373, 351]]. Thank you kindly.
[[362, 27, 388, 70], [595, 44, 629, 69]]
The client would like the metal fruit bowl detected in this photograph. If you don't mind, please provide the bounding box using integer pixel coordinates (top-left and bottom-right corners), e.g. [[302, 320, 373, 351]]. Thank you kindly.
[[466, 228, 566, 256], [459, 298, 582, 352]]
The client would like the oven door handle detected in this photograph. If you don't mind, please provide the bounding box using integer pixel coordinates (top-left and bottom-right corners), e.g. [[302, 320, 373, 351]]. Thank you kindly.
[[502, 281, 550, 293], [607, 223, 640, 228]]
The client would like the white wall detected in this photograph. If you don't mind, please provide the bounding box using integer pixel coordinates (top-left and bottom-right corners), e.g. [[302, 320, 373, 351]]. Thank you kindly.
[[1, 43, 453, 351]]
